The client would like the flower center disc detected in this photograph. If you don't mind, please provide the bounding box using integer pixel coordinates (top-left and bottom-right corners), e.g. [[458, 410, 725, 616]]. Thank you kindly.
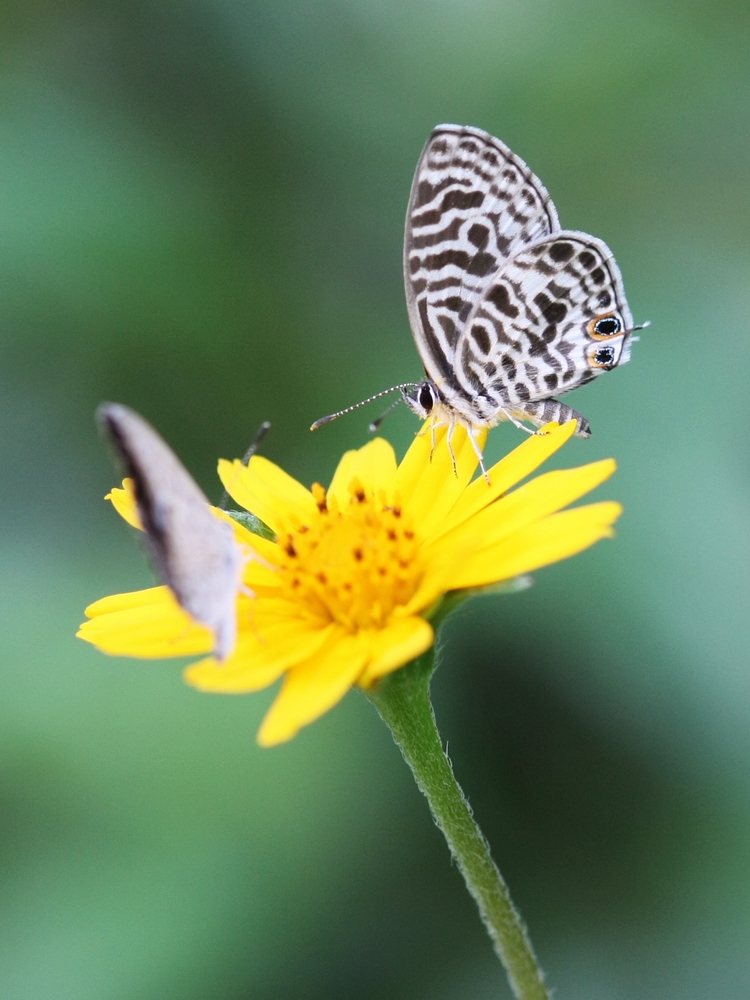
[[279, 481, 421, 631]]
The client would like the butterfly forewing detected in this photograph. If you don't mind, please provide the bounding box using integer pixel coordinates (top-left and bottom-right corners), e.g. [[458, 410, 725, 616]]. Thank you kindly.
[[404, 125, 560, 389], [452, 232, 633, 421], [99, 404, 242, 661]]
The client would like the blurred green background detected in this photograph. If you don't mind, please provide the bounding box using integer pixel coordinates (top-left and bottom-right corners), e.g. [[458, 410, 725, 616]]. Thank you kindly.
[[1, 1, 749, 997]]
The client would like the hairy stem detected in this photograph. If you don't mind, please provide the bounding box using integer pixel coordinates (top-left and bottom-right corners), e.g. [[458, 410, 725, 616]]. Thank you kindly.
[[365, 650, 551, 1000]]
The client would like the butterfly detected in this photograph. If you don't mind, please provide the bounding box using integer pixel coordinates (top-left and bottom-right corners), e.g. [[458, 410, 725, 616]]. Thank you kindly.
[[313, 124, 642, 477], [98, 403, 243, 660]]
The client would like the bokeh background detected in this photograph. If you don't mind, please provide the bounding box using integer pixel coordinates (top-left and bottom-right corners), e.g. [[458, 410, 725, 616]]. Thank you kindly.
[[1, 1, 749, 997]]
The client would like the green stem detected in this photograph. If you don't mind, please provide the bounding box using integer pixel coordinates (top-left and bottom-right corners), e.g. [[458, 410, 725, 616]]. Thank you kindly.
[[365, 650, 550, 1000]]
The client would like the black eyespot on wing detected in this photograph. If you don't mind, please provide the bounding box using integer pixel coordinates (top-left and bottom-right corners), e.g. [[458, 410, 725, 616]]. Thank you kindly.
[[595, 346, 616, 367], [549, 241, 574, 262], [594, 316, 621, 336]]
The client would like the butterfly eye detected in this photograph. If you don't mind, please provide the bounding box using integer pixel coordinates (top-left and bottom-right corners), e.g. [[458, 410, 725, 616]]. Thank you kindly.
[[590, 314, 622, 339], [592, 345, 617, 368], [418, 383, 435, 411]]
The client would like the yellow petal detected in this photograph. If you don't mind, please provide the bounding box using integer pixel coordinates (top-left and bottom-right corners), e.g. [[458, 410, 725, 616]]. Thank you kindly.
[[450, 501, 623, 590], [326, 449, 359, 507], [257, 630, 369, 746], [211, 509, 283, 586], [392, 574, 446, 619], [394, 422, 484, 525], [433, 420, 576, 540], [358, 616, 434, 687], [217, 455, 318, 534], [390, 422, 432, 504], [83, 585, 173, 618], [430, 459, 617, 564], [328, 438, 397, 506], [401, 460, 616, 615], [184, 619, 335, 693], [353, 438, 398, 494], [77, 587, 213, 658], [415, 426, 489, 538], [106, 479, 142, 529]]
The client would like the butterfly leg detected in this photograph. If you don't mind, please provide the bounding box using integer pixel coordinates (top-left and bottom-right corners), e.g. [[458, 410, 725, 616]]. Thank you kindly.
[[428, 415, 447, 461], [466, 425, 491, 485], [499, 408, 537, 435], [240, 543, 273, 573], [445, 419, 459, 477], [514, 401, 591, 438], [234, 545, 271, 611]]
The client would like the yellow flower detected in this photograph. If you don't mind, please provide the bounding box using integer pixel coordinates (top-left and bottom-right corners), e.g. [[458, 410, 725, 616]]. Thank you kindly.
[[78, 421, 621, 746]]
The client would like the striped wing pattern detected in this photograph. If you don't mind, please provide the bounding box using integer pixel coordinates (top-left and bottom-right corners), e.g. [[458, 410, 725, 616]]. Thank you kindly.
[[404, 125, 559, 388], [403, 124, 635, 437], [453, 233, 633, 420]]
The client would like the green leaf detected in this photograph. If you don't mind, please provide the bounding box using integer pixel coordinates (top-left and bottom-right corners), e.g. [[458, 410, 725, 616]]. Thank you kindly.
[[225, 509, 276, 542]]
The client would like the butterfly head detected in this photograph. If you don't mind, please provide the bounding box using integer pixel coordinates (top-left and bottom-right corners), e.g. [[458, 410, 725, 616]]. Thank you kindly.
[[401, 380, 441, 419]]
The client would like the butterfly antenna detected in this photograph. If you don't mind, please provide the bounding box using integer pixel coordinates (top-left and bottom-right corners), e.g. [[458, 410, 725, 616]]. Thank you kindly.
[[218, 420, 272, 510], [239, 420, 271, 466], [368, 396, 404, 433], [310, 385, 419, 431]]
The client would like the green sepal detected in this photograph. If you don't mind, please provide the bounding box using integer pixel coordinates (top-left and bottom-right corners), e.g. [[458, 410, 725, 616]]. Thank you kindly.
[[466, 574, 533, 599], [225, 509, 276, 542], [424, 574, 533, 631]]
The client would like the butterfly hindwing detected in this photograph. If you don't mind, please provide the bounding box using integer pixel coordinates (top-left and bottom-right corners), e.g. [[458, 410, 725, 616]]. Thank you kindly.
[[404, 125, 560, 389], [447, 231, 632, 424]]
